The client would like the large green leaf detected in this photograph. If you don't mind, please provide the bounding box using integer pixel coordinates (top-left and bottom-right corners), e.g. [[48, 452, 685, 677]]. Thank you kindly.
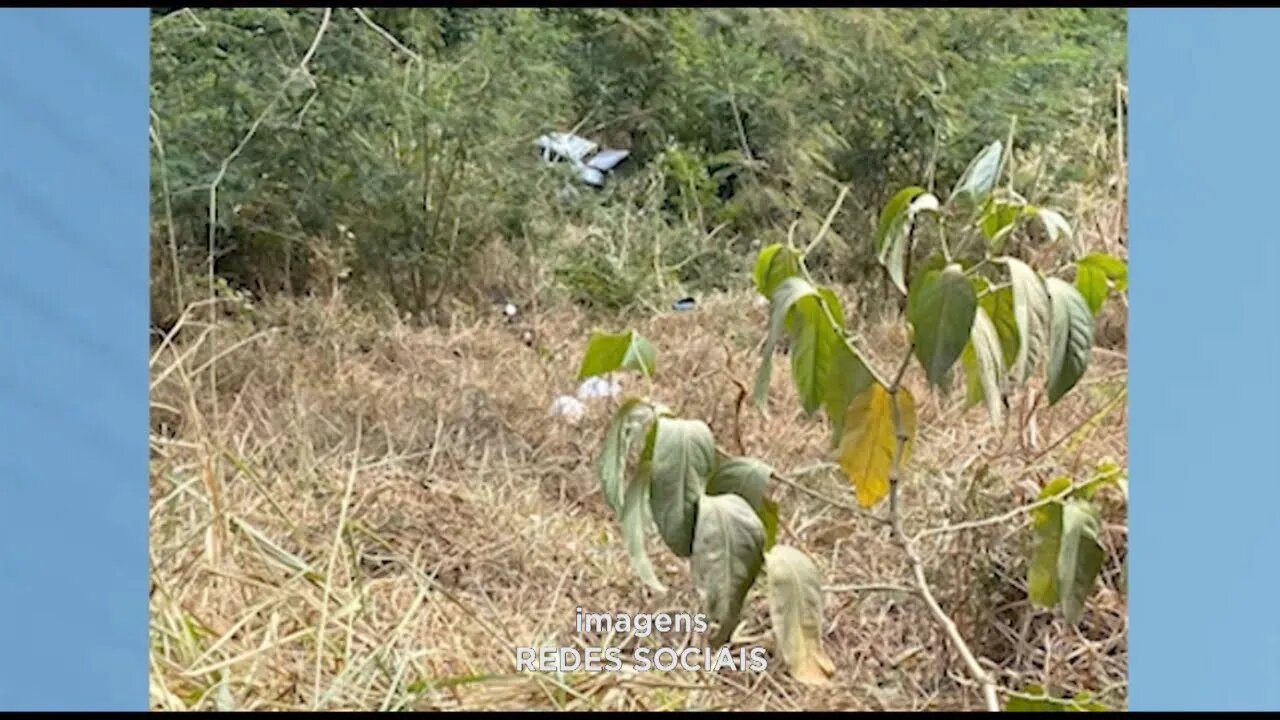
[[706, 456, 771, 513], [788, 289, 843, 415], [967, 306, 1006, 429], [949, 140, 1004, 205], [1045, 278, 1094, 405], [1058, 498, 1105, 626], [752, 274, 834, 412], [754, 277, 817, 411], [765, 544, 834, 685], [598, 399, 660, 515], [648, 417, 716, 557], [1004, 257, 1051, 384], [578, 329, 657, 380], [621, 427, 667, 594], [907, 263, 977, 388], [753, 243, 801, 299], [979, 198, 1025, 248], [691, 493, 766, 645]]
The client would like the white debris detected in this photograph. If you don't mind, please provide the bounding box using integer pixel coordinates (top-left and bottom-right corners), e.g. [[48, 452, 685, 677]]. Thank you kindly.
[[576, 375, 623, 400], [548, 395, 586, 425], [503, 302, 518, 319], [536, 131, 631, 188], [754, 295, 770, 308]]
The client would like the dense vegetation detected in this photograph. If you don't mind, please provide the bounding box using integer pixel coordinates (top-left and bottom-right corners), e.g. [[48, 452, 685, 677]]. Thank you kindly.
[[149, 8, 1125, 324]]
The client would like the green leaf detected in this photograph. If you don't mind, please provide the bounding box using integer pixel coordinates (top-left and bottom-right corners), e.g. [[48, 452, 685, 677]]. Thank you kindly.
[[753, 243, 801, 298], [1079, 253, 1128, 292], [980, 199, 1024, 247], [1075, 262, 1108, 316], [967, 306, 1006, 429], [1076, 253, 1128, 315], [754, 277, 818, 411], [1003, 257, 1051, 384], [1058, 498, 1105, 625], [621, 427, 667, 594], [760, 498, 780, 553], [979, 285, 1020, 368], [706, 457, 771, 512], [907, 263, 978, 388], [691, 493, 766, 645], [648, 417, 716, 557], [876, 186, 937, 295], [1028, 476, 1072, 608], [949, 140, 1004, 205], [598, 399, 661, 515], [1045, 278, 1095, 405], [823, 341, 875, 449], [765, 544, 835, 684], [578, 330, 657, 380], [788, 290, 842, 415]]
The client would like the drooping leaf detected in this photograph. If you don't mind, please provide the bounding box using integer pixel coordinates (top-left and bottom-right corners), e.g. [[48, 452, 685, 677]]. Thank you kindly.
[[836, 383, 917, 508], [765, 544, 835, 685], [598, 399, 660, 515], [753, 243, 801, 299], [979, 285, 1021, 368], [621, 428, 667, 594], [1058, 498, 1105, 625], [1004, 257, 1051, 383], [754, 277, 818, 411], [824, 341, 875, 449], [760, 498, 780, 552], [907, 264, 977, 388], [968, 306, 1006, 429], [706, 456, 771, 512], [949, 140, 1004, 205], [787, 290, 842, 415], [578, 330, 657, 380], [692, 493, 766, 645], [1045, 278, 1095, 405], [648, 417, 716, 557], [1028, 476, 1072, 608], [876, 186, 937, 294], [1035, 208, 1074, 244]]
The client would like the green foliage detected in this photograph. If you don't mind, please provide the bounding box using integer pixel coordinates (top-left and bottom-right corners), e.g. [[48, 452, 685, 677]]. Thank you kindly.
[[908, 264, 978, 389], [1005, 684, 1110, 712], [582, 335, 833, 683], [578, 330, 657, 380], [151, 8, 1125, 317]]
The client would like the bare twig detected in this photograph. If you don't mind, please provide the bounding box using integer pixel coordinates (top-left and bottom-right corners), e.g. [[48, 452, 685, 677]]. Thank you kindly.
[[885, 345, 1001, 712]]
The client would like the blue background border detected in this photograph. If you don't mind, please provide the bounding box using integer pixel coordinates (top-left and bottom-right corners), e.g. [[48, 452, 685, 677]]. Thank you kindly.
[[0, 8, 150, 712], [0, 7, 1277, 712], [1129, 8, 1280, 712]]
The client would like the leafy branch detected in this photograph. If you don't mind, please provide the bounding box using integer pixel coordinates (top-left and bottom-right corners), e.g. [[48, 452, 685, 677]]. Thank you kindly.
[[576, 137, 1128, 709]]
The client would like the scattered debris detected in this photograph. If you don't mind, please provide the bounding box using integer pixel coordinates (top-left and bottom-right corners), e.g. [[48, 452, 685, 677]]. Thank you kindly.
[[672, 296, 697, 312]]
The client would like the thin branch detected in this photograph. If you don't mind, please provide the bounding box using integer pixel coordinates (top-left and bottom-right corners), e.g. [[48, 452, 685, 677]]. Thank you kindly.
[[886, 344, 1001, 712]]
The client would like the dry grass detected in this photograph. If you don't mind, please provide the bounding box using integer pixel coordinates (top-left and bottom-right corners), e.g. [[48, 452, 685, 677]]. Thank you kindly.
[[149, 281, 1128, 711]]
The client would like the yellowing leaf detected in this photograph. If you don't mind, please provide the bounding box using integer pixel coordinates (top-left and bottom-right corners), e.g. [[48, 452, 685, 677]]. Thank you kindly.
[[765, 545, 835, 685], [836, 383, 917, 508]]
